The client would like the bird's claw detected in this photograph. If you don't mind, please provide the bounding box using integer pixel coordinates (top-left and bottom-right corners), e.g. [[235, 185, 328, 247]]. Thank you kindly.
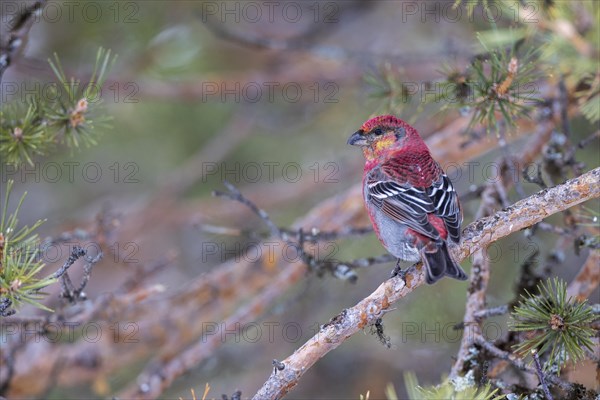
[[390, 260, 407, 281]]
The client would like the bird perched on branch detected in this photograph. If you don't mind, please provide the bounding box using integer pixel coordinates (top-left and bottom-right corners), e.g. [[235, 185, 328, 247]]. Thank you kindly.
[[347, 115, 468, 284]]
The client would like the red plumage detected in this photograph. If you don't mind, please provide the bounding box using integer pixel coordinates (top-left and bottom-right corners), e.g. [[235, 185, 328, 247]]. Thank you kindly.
[[348, 115, 467, 284]]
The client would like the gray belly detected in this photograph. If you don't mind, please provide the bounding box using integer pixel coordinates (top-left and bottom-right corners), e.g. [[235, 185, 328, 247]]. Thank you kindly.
[[369, 205, 421, 262]]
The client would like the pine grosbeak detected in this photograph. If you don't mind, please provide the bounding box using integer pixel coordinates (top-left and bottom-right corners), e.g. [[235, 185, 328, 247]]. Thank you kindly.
[[348, 115, 468, 284]]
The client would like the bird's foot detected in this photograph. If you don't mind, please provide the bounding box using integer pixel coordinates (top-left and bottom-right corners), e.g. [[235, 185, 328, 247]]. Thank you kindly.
[[390, 260, 407, 281]]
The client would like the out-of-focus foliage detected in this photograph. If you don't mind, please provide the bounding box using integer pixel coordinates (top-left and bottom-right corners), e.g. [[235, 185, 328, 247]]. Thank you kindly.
[[0, 48, 116, 165]]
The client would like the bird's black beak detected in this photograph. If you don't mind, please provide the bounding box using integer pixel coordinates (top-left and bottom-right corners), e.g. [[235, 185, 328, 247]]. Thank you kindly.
[[347, 131, 368, 146]]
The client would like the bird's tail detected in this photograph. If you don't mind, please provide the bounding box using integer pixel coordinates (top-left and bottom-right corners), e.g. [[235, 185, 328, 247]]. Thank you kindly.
[[421, 241, 468, 284]]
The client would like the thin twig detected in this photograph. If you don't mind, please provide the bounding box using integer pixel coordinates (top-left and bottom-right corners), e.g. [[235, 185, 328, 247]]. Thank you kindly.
[[213, 182, 363, 281], [54, 247, 103, 303], [330, 254, 396, 270], [532, 350, 554, 400], [214, 181, 282, 239], [28, 246, 103, 305], [198, 223, 373, 243], [0, 298, 15, 317], [52, 247, 86, 280], [577, 130, 600, 148], [473, 305, 510, 320]]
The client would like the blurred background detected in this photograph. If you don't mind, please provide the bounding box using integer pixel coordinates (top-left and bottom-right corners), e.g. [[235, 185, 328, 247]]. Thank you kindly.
[[1, 0, 598, 399]]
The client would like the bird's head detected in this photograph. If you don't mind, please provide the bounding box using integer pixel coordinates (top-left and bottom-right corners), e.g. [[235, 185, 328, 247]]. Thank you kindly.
[[347, 115, 423, 161]]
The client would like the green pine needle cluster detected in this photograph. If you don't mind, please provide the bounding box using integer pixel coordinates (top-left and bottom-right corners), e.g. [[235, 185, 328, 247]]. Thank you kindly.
[[463, 36, 540, 134], [0, 180, 53, 314], [364, 34, 541, 135], [402, 372, 504, 400], [509, 278, 597, 373], [0, 101, 54, 166], [46, 48, 116, 148], [0, 47, 116, 166]]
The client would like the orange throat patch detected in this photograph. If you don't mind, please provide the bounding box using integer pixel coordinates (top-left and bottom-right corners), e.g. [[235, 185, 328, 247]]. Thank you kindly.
[[363, 134, 397, 160]]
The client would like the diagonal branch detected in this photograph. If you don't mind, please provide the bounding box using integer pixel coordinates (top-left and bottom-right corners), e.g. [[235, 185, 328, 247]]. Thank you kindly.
[[252, 166, 600, 400]]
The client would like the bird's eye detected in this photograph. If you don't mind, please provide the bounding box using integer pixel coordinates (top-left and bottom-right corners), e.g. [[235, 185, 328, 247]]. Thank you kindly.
[[395, 127, 406, 139], [371, 128, 384, 136]]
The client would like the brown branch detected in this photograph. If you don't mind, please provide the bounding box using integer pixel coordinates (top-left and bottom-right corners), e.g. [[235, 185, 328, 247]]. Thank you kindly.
[[566, 251, 600, 302], [252, 167, 600, 400], [118, 258, 306, 400], [449, 248, 490, 378]]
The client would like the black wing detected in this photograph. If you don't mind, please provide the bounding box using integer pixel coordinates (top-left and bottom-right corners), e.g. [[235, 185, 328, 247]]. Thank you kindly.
[[427, 174, 462, 243], [367, 170, 461, 243], [367, 176, 440, 241]]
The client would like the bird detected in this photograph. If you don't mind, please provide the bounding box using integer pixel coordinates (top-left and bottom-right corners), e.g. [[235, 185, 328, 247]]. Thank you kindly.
[[347, 115, 468, 284]]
